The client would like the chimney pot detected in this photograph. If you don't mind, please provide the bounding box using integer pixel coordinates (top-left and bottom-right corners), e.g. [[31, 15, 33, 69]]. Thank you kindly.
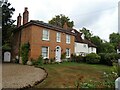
[[63, 22, 68, 30], [23, 7, 29, 25], [17, 13, 21, 27]]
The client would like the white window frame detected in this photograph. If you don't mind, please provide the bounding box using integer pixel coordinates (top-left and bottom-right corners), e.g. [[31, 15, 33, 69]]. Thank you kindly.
[[42, 29, 49, 41], [91, 47, 93, 51], [56, 32, 61, 42], [66, 34, 70, 44], [42, 46, 49, 59], [66, 48, 70, 58]]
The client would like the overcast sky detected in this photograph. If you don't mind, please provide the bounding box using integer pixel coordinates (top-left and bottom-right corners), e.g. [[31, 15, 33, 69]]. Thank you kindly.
[[9, 0, 119, 41]]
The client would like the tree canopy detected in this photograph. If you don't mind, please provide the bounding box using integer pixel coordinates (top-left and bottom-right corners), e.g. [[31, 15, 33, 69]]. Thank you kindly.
[[80, 27, 93, 39], [109, 33, 120, 49], [48, 14, 74, 28], [2, 1, 15, 50]]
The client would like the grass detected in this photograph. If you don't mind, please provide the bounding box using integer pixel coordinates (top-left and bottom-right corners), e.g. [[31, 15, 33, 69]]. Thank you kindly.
[[34, 62, 112, 88]]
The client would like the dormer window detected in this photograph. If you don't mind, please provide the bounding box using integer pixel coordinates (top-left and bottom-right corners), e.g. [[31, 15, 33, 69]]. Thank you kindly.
[[81, 33, 85, 40], [71, 30, 75, 33]]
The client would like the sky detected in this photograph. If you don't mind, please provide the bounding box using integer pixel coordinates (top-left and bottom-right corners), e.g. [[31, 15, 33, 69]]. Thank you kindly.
[[9, 0, 120, 41]]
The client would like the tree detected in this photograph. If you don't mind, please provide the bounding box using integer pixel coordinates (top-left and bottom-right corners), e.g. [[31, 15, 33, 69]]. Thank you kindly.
[[2, 1, 15, 50], [91, 36, 103, 53], [80, 27, 93, 39], [48, 14, 74, 28], [109, 33, 120, 50], [100, 42, 115, 53]]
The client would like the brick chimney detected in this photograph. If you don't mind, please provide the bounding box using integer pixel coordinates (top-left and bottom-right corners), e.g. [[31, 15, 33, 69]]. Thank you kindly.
[[63, 22, 68, 30], [17, 13, 21, 27], [23, 7, 29, 25]]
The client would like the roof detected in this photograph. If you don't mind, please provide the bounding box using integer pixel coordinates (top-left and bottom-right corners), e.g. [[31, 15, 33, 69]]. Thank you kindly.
[[71, 29, 97, 47], [14, 20, 75, 36]]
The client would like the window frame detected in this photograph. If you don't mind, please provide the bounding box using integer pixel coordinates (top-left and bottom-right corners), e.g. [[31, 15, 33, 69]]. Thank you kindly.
[[41, 46, 49, 59], [66, 48, 70, 58], [66, 34, 71, 44], [42, 29, 49, 41], [56, 32, 61, 42]]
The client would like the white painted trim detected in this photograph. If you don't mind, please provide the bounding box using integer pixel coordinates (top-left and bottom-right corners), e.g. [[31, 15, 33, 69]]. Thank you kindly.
[[42, 29, 50, 41], [56, 32, 61, 42]]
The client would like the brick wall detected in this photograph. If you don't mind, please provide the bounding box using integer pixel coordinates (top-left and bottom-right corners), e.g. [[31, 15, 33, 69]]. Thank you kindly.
[[20, 25, 75, 60]]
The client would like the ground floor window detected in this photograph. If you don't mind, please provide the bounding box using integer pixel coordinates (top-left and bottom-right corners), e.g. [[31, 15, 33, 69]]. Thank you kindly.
[[42, 46, 49, 59], [66, 48, 70, 58]]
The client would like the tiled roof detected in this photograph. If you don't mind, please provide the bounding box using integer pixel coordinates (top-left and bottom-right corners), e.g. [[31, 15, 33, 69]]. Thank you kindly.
[[71, 29, 97, 47], [16, 20, 75, 36]]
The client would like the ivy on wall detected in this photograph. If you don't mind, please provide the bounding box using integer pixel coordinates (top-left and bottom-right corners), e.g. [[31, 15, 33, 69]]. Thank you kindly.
[[20, 42, 30, 64]]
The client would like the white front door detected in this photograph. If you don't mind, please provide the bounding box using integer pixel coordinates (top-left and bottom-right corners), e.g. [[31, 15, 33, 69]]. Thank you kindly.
[[55, 46, 61, 62]]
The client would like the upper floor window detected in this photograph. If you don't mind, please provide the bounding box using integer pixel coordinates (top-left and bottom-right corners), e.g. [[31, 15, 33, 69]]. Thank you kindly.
[[56, 32, 61, 42], [42, 29, 49, 41], [66, 34, 70, 44]]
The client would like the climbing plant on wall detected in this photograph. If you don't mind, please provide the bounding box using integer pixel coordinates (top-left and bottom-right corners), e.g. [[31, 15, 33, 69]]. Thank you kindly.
[[20, 42, 30, 64]]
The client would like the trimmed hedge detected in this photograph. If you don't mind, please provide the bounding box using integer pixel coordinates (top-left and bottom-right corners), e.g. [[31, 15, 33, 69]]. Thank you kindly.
[[85, 53, 101, 64]]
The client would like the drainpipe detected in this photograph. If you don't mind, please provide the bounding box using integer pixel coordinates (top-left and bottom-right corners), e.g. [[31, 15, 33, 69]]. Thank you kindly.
[[18, 29, 22, 63]]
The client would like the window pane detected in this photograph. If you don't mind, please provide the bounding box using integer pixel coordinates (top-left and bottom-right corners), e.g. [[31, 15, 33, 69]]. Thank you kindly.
[[66, 48, 70, 58], [43, 30, 49, 40], [56, 32, 61, 42], [42, 47, 48, 58], [66, 35, 70, 44]]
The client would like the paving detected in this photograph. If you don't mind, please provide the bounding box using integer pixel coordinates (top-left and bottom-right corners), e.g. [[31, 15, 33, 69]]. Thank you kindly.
[[2, 63, 47, 89]]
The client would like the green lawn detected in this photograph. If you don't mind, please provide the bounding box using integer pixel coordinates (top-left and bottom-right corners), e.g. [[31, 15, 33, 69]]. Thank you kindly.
[[35, 62, 113, 88]]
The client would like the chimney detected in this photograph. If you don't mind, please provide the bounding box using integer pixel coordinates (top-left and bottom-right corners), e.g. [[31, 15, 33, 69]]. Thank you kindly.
[[17, 13, 21, 27], [63, 22, 68, 30], [23, 7, 29, 25]]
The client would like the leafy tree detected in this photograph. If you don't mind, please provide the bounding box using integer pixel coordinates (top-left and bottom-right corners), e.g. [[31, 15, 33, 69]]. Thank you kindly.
[[49, 14, 74, 28], [100, 41, 115, 53], [2, 1, 15, 50], [109, 33, 120, 49], [91, 36, 103, 53], [80, 27, 93, 39]]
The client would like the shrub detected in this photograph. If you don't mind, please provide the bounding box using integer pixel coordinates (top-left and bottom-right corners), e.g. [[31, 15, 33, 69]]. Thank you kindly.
[[71, 54, 83, 62], [31, 55, 43, 66], [85, 53, 100, 64], [99, 53, 119, 66], [61, 52, 66, 59], [44, 58, 49, 64], [50, 58, 55, 64], [20, 43, 30, 65], [71, 54, 76, 62]]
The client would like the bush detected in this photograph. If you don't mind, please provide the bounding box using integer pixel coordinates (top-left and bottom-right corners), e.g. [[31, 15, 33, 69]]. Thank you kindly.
[[44, 58, 49, 64], [20, 43, 30, 65], [102, 64, 118, 88], [85, 53, 100, 64], [31, 55, 43, 66], [61, 52, 66, 59], [71, 54, 83, 62], [50, 58, 55, 64], [99, 53, 119, 66]]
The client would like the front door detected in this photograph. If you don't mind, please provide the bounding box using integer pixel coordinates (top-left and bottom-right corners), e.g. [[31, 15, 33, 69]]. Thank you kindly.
[[55, 46, 61, 62]]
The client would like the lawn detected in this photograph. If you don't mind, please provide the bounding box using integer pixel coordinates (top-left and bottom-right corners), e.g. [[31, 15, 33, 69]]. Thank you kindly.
[[34, 62, 113, 88]]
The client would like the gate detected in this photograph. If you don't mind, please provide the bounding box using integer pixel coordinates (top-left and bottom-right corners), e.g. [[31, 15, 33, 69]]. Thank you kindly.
[[4, 52, 11, 62]]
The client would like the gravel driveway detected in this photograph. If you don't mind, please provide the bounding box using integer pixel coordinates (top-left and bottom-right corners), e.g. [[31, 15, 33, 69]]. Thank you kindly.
[[2, 63, 47, 89]]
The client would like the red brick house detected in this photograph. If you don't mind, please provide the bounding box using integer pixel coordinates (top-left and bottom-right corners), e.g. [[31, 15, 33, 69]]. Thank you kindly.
[[12, 7, 75, 62]]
